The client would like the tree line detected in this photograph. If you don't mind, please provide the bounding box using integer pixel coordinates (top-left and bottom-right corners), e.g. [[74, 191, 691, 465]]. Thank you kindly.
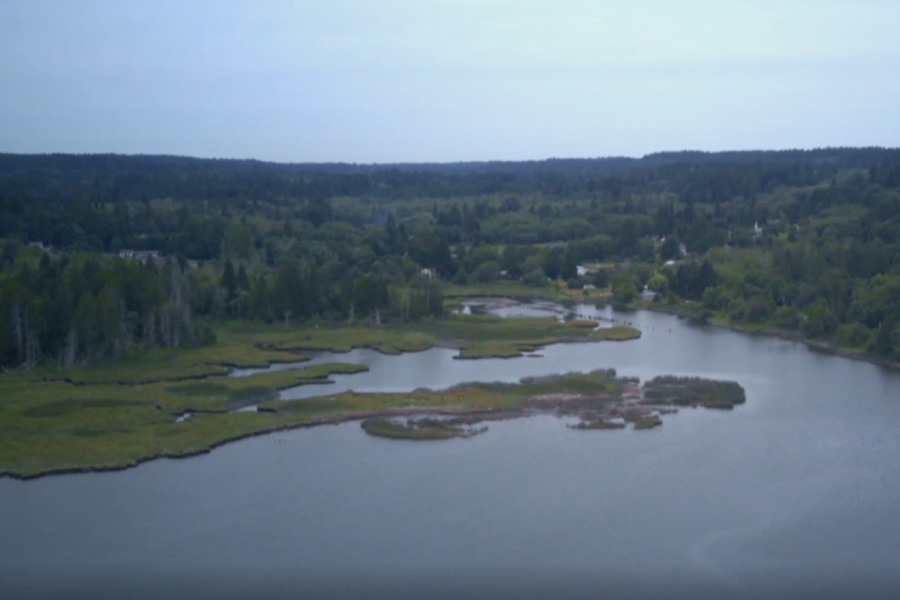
[[1, 147, 899, 368]]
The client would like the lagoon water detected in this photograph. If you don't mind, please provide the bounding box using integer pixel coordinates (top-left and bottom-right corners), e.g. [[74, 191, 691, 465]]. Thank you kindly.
[[3, 305, 900, 599]]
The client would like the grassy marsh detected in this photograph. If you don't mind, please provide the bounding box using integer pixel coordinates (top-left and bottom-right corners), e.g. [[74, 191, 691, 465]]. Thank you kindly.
[[1, 305, 642, 479], [0, 366, 623, 478], [361, 417, 486, 440], [643, 376, 747, 409]]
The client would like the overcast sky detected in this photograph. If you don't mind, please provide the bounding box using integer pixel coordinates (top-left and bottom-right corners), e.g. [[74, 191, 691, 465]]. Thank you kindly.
[[2, 0, 898, 163]]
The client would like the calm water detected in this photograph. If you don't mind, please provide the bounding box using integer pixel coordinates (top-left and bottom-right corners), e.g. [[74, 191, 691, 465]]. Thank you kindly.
[[3, 305, 900, 599]]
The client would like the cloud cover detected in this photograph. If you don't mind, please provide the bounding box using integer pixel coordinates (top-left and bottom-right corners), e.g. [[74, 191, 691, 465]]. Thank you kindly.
[[2, 0, 898, 162]]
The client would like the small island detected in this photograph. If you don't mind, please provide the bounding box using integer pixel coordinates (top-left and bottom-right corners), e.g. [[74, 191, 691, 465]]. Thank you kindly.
[[568, 376, 745, 430], [356, 371, 745, 441], [643, 375, 747, 410], [361, 417, 488, 440]]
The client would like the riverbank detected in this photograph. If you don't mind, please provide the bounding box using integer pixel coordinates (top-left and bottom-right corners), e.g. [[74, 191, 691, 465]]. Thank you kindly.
[[447, 283, 898, 372], [642, 301, 900, 372]]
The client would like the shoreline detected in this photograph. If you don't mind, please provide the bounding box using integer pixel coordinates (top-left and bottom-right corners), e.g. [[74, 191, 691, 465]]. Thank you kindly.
[[460, 293, 899, 372], [0, 406, 521, 481], [640, 302, 900, 372], [2, 371, 744, 481]]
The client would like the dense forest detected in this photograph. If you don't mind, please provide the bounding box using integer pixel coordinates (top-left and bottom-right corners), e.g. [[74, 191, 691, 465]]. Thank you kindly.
[[1, 148, 899, 369]]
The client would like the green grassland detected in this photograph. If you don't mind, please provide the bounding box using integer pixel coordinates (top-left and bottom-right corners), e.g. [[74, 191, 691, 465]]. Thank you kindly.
[[1, 366, 624, 479], [0, 362, 369, 477], [433, 313, 639, 358], [0, 312, 639, 479]]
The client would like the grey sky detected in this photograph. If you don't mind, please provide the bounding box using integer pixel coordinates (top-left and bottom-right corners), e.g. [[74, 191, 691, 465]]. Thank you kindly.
[[2, 0, 898, 163]]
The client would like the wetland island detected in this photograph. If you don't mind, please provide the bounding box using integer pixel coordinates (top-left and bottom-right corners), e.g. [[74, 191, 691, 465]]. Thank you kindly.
[[1, 302, 743, 479]]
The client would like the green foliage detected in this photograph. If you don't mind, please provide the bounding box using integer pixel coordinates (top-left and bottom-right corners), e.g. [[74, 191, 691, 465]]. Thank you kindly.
[[646, 272, 669, 293], [872, 314, 897, 358], [469, 260, 501, 284], [611, 274, 638, 303], [643, 376, 746, 409], [360, 418, 478, 440], [2, 148, 900, 368], [802, 300, 838, 338], [667, 260, 716, 300]]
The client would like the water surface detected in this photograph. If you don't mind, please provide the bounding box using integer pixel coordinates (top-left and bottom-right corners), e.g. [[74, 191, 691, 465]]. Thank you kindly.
[[3, 305, 899, 599]]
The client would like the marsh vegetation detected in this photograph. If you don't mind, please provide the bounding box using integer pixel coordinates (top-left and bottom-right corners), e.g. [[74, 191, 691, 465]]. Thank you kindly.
[[361, 417, 487, 440], [643, 376, 747, 409], [0, 313, 644, 478]]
